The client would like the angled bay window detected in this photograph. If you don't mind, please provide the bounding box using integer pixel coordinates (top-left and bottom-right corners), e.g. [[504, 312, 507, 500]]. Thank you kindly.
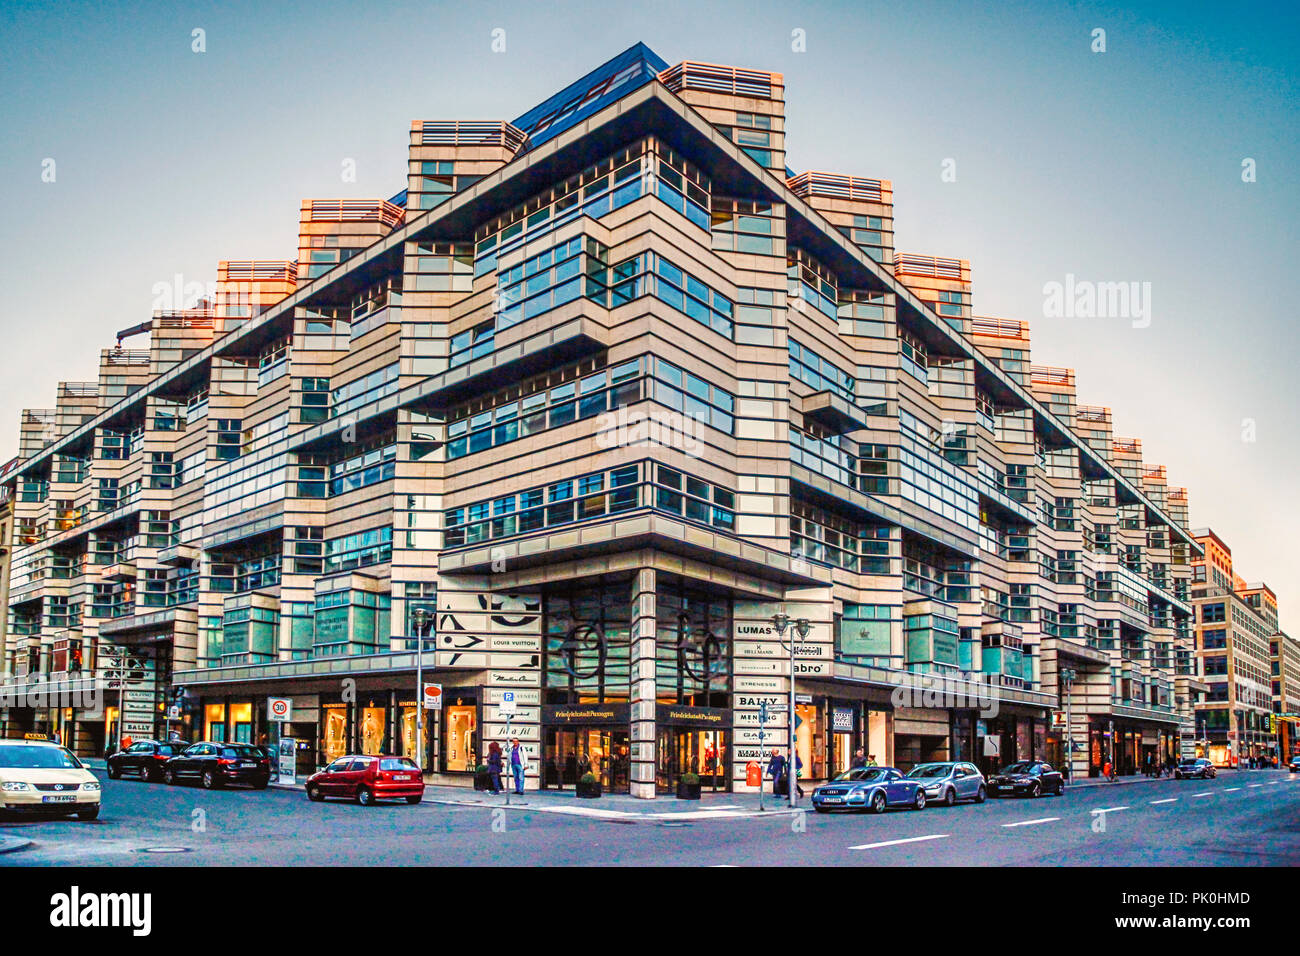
[[331, 364, 399, 418], [787, 248, 838, 319], [407, 241, 473, 293], [446, 358, 642, 461], [788, 338, 854, 404], [838, 289, 894, 339], [323, 526, 393, 574], [312, 579, 390, 658], [838, 604, 897, 664], [257, 335, 291, 387], [600, 250, 734, 339], [711, 198, 779, 255], [497, 235, 605, 330]]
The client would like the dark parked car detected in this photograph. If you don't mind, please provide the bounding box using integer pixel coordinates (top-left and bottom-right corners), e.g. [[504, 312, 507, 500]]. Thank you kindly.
[[987, 760, 1063, 797], [1289, 755, 1300, 773], [106, 740, 189, 783], [1174, 757, 1217, 780], [305, 755, 424, 805], [810, 766, 926, 813], [163, 742, 270, 789]]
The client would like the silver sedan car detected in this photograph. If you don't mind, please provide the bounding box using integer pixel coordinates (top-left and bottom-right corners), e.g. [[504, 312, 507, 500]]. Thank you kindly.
[[905, 761, 987, 806]]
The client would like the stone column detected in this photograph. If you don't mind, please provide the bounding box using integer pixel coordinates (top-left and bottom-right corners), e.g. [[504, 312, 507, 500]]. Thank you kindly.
[[629, 566, 657, 799]]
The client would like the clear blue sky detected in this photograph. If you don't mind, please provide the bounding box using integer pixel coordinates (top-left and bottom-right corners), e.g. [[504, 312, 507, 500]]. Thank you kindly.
[[1, 0, 1295, 619]]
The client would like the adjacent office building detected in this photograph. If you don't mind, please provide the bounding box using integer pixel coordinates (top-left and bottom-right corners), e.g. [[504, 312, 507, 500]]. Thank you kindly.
[[1189, 529, 1289, 766], [3, 44, 1210, 794]]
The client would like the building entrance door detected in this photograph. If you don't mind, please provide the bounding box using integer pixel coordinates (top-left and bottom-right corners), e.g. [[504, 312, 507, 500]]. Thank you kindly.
[[656, 728, 729, 792]]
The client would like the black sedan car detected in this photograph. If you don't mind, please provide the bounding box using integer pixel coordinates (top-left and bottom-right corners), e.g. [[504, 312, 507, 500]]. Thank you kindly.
[[1290, 755, 1300, 773], [163, 742, 271, 789], [1173, 757, 1217, 779], [106, 739, 189, 783], [987, 760, 1064, 797]]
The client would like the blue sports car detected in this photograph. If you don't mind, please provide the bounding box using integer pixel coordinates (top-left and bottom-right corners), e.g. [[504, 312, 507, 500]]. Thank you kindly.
[[811, 766, 927, 813]]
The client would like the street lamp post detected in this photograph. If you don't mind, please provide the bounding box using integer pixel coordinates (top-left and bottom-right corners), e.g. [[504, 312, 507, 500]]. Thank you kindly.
[[770, 612, 810, 810], [1061, 666, 1076, 788], [413, 607, 429, 772]]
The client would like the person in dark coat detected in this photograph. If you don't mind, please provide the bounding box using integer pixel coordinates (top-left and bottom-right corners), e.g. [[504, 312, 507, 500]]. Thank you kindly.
[[486, 741, 504, 794], [767, 749, 788, 794]]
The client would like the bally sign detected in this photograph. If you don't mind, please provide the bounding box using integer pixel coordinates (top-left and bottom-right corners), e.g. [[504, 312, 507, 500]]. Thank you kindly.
[[268, 697, 292, 722]]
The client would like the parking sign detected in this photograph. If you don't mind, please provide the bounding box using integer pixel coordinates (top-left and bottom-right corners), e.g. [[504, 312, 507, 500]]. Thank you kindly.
[[499, 691, 517, 716]]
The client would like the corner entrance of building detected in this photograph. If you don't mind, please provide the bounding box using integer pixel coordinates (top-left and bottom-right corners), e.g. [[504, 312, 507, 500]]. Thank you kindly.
[[543, 727, 631, 793], [656, 728, 730, 793]]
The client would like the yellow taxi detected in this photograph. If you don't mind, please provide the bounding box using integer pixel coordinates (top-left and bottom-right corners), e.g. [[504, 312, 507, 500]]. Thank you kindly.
[[0, 736, 102, 821]]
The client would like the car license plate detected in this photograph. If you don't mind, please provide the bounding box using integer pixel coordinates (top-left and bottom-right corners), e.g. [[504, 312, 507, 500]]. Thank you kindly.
[[240, 762, 256, 768], [42, 795, 76, 803], [394, 775, 410, 781], [822, 796, 842, 803]]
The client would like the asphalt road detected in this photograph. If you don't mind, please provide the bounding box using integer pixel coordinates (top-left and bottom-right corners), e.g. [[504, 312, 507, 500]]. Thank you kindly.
[[3, 768, 1298, 866]]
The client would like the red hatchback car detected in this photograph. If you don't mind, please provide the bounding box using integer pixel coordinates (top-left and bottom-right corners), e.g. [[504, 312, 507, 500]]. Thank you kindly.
[[305, 755, 424, 805]]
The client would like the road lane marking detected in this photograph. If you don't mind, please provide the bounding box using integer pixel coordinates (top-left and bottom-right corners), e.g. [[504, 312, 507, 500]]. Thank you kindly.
[[1090, 806, 1129, 814], [1224, 787, 1242, 792], [1193, 791, 1213, 797], [1001, 817, 1060, 828], [1248, 784, 1263, 789], [1149, 798, 1178, 805], [849, 834, 949, 850]]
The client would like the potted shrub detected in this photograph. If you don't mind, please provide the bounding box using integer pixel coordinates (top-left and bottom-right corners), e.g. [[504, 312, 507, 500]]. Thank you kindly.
[[576, 771, 602, 799], [473, 764, 493, 791], [676, 772, 702, 800]]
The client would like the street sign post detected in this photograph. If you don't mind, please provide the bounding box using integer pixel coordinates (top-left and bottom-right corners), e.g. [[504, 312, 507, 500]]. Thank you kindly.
[[268, 697, 292, 722], [423, 683, 443, 710]]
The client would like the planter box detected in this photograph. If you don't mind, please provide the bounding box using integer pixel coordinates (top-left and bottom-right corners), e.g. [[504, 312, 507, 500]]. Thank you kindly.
[[576, 781, 602, 799], [676, 782, 702, 800]]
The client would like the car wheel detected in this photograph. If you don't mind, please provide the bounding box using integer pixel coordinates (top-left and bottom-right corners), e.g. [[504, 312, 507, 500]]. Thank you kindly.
[[76, 806, 101, 822], [975, 785, 987, 803], [163, 768, 177, 786], [913, 789, 927, 811], [357, 786, 374, 806], [201, 770, 221, 790], [944, 787, 957, 807], [1174, 771, 1182, 779], [405, 795, 422, 805], [870, 790, 887, 814], [307, 784, 324, 802], [142, 765, 160, 784], [106, 764, 121, 780], [1029, 782, 1041, 798]]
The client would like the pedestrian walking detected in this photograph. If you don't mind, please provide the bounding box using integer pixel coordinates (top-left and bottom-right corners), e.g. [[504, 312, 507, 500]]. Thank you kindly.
[[793, 752, 805, 797], [509, 738, 527, 794], [1102, 759, 1114, 782], [487, 741, 504, 794], [866, 753, 878, 767], [767, 749, 788, 795], [852, 747, 868, 768]]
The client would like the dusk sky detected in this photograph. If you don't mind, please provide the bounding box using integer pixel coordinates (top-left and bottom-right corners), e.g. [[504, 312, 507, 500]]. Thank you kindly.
[[1, 0, 1295, 618]]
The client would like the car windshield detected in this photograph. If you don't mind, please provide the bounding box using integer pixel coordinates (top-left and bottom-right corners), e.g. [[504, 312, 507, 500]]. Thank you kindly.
[[1003, 762, 1036, 774], [907, 764, 952, 778], [0, 745, 84, 770], [833, 768, 884, 782], [1179, 760, 1198, 766]]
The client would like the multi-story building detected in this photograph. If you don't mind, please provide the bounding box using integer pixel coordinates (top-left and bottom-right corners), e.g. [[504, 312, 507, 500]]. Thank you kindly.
[[0, 456, 15, 738], [1271, 630, 1300, 763], [1189, 529, 1282, 766], [3, 42, 1204, 794]]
